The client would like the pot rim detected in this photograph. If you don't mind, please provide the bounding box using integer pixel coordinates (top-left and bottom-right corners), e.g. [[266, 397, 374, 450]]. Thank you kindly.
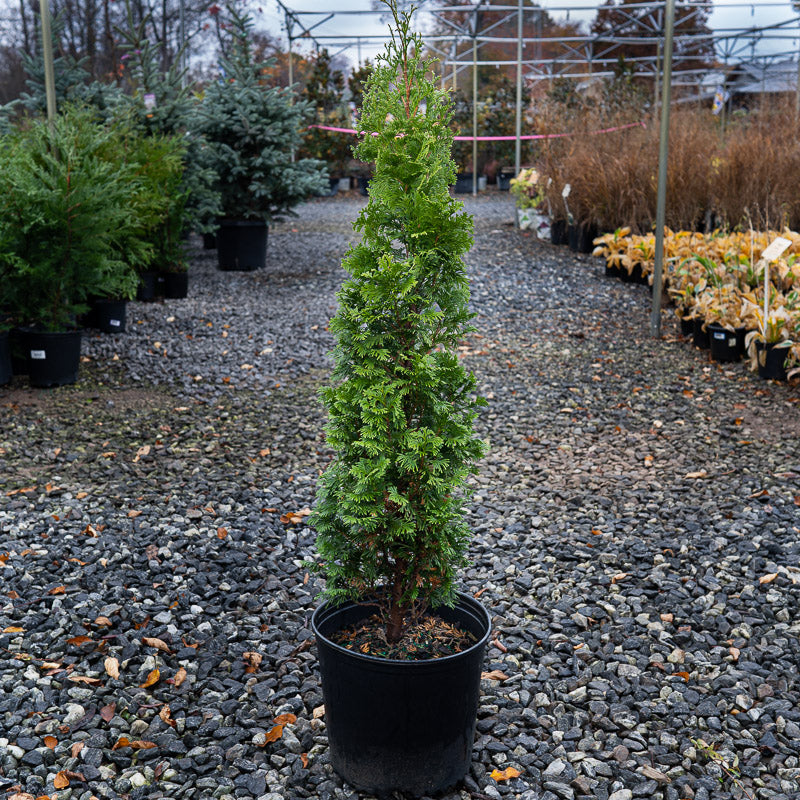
[[311, 590, 491, 668]]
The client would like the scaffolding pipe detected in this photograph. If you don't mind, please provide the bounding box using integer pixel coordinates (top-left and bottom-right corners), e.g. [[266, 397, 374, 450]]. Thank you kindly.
[[472, 33, 478, 195], [514, 0, 523, 206], [39, 0, 57, 121], [651, 0, 676, 338]]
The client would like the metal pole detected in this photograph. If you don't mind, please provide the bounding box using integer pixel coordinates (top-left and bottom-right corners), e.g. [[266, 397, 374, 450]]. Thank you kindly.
[[472, 34, 478, 196], [288, 36, 294, 89], [650, 0, 676, 338], [795, 38, 800, 124], [179, 0, 186, 85], [39, 0, 57, 121], [654, 38, 661, 122], [514, 0, 522, 183]]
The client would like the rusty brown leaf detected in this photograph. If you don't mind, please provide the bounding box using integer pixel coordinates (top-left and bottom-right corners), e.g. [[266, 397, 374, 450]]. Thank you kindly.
[[66, 635, 93, 646], [129, 740, 157, 750], [48, 586, 66, 595], [104, 657, 120, 678], [274, 713, 297, 726], [43, 735, 57, 749], [94, 616, 112, 627], [68, 675, 101, 685], [100, 703, 116, 722], [53, 772, 70, 789], [140, 668, 160, 688], [490, 767, 522, 782], [759, 573, 778, 584], [264, 725, 284, 743], [243, 651, 263, 673], [301, 753, 309, 768]]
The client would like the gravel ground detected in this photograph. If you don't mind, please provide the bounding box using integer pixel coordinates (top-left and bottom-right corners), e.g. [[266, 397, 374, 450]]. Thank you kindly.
[[1, 191, 799, 800]]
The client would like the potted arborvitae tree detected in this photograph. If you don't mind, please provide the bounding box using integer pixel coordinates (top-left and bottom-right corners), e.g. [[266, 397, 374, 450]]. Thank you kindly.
[[309, 2, 490, 794], [193, 3, 326, 271]]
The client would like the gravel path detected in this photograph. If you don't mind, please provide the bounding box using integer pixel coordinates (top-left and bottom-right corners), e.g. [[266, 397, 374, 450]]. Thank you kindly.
[[1, 192, 799, 800]]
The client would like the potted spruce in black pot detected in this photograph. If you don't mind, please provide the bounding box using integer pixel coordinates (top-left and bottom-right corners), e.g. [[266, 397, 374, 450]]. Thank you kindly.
[[193, 3, 326, 271], [0, 110, 143, 385], [309, 3, 490, 795]]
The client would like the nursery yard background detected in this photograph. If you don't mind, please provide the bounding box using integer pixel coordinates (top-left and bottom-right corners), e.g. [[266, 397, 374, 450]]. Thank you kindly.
[[1, 194, 799, 800]]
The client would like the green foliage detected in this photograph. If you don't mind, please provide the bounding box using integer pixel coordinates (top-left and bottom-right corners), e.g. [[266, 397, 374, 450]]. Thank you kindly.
[[0, 109, 145, 331], [312, 0, 486, 643], [300, 49, 351, 176], [114, 5, 221, 238], [191, 3, 327, 221], [99, 127, 189, 274]]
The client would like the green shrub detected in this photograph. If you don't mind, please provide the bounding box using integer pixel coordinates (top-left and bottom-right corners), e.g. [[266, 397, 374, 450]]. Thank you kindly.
[[0, 109, 145, 331]]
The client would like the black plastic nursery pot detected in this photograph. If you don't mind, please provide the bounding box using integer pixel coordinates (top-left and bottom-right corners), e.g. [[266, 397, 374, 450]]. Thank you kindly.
[[93, 299, 127, 334], [454, 172, 474, 194], [756, 341, 789, 381], [708, 323, 740, 363], [21, 329, 82, 387], [163, 272, 189, 299], [136, 271, 160, 302], [692, 317, 710, 349], [605, 263, 622, 279], [679, 316, 694, 336], [357, 176, 371, 197], [217, 219, 268, 271], [0, 330, 11, 385], [550, 218, 568, 246], [497, 169, 514, 191], [312, 592, 491, 796], [203, 232, 217, 250]]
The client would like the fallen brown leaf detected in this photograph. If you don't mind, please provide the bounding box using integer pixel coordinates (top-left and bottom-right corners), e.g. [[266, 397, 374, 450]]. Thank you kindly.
[[140, 668, 160, 688], [264, 725, 284, 743], [70, 741, 84, 758], [159, 705, 176, 728], [491, 766, 522, 781], [104, 657, 120, 678], [301, 753, 309, 768], [43, 735, 57, 749], [274, 713, 297, 726], [172, 666, 187, 687], [759, 573, 778, 584], [481, 670, 509, 682], [142, 636, 172, 654], [100, 703, 116, 722], [243, 651, 263, 673]]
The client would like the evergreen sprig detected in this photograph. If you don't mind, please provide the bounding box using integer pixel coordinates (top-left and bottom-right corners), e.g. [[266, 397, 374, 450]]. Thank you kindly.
[[312, 0, 486, 644]]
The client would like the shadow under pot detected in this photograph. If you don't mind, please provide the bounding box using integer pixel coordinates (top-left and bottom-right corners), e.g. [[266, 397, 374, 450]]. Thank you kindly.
[[21, 329, 82, 387], [311, 593, 491, 796], [756, 341, 789, 381], [217, 219, 268, 271]]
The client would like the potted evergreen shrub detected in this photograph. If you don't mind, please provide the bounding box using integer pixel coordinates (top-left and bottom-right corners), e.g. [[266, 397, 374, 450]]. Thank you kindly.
[[309, 2, 490, 794], [192, 3, 326, 271], [0, 109, 143, 385]]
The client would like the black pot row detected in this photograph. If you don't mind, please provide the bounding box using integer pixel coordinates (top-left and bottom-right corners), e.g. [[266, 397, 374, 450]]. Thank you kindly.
[[597, 254, 791, 382], [137, 270, 189, 301], [549, 219, 598, 255], [0, 328, 82, 388], [681, 316, 789, 380]]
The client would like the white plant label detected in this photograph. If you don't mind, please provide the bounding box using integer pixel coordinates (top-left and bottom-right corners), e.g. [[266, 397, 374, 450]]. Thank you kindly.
[[30, 350, 46, 360], [561, 184, 571, 199], [761, 236, 791, 262], [110, 319, 121, 327], [143, 93, 157, 109]]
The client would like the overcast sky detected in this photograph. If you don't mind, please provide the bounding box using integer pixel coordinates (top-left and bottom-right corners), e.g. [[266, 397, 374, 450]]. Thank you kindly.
[[255, 0, 800, 68]]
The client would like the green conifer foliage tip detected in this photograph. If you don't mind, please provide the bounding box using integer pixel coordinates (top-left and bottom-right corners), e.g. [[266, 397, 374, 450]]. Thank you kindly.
[[311, 0, 486, 645]]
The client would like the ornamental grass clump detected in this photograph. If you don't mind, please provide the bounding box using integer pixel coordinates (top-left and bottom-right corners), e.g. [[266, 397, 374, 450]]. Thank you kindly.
[[312, 0, 486, 647]]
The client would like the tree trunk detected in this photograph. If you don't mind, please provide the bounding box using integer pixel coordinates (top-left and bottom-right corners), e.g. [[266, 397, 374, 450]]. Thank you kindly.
[[385, 563, 407, 644]]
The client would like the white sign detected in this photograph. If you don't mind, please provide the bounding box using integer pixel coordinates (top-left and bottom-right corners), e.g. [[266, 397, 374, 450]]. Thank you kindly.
[[561, 183, 571, 199], [30, 350, 46, 360], [143, 93, 157, 109], [761, 236, 792, 262], [110, 319, 121, 327]]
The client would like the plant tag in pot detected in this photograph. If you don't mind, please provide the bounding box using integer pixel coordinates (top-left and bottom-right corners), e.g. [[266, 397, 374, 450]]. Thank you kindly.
[[561, 183, 571, 199], [760, 237, 791, 262], [110, 320, 121, 327], [30, 350, 46, 360]]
